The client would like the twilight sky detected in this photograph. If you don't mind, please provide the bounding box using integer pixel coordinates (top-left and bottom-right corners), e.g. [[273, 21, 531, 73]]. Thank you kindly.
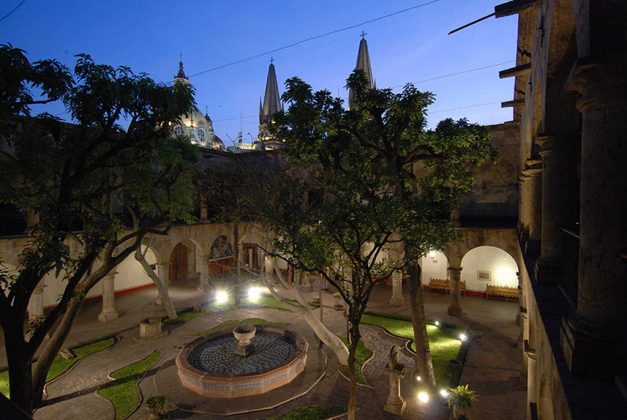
[[1, 0, 518, 146]]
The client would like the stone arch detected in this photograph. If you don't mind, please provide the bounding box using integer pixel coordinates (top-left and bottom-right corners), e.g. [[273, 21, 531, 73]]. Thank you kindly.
[[167, 238, 200, 283], [460, 246, 519, 292], [420, 250, 449, 285]]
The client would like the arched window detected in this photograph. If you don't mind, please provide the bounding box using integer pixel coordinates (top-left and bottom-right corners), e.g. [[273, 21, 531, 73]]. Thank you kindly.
[[198, 128, 206, 142], [174, 125, 183, 136]]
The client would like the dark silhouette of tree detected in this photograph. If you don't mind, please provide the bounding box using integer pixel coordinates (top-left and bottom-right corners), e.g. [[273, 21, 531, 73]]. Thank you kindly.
[[0, 45, 197, 414]]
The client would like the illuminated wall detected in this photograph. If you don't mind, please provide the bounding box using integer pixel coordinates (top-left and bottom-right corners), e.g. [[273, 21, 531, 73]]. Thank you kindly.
[[460, 245, 518, 291]]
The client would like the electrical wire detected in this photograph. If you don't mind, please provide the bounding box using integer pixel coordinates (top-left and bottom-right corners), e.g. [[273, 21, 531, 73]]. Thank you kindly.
[[187, 0, 441, 78], [0, 0, 26, 23]]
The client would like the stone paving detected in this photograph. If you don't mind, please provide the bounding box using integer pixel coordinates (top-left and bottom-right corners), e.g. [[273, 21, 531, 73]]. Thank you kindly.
[[1, 282, 525, 419]]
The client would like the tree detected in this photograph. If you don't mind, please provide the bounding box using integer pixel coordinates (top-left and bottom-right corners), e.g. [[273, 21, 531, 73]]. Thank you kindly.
[[261, 77, 410, 419], [346, 72, 495, 389], [199, 152, 350, 365], [262, 73, 494, 416], [0, 45, 197, 413]]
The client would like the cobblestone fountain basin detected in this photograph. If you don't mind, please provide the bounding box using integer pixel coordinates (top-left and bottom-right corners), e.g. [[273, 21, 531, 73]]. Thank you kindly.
[[176, 326, 308, 398]]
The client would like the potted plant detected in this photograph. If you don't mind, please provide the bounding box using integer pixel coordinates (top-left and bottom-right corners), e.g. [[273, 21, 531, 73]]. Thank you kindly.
[[447, 384, 478, 420], [146, 395, 168, 419]]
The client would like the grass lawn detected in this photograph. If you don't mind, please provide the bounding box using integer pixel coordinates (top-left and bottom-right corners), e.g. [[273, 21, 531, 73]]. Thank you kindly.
[[0, 335, 116, 397], [339, 338, 373, 386], [272, 404, 345, 420], [194, 318, 290, 337], [361, 313, 463, 386], [97, 349, 160, 420]]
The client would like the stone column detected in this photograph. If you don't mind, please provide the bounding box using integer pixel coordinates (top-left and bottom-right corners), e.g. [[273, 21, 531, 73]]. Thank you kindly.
[[447, 266, 462, 316], [535, 135, 578, 283], [560, 57, 627, 378], [29, 282, 46, 320], [525, 341, 538, 418], [388, 271, 404, 307], [98, 270, 119, 322], [517, 174, 530, 240], [522, 160, 542, 256]]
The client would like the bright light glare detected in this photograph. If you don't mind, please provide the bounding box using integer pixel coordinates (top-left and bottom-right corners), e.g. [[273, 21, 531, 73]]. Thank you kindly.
[[416, 375, 422, 382], [428, 250, 437, 258], [459, 333, 468, 342], [439, 389, 450, 398], [215, 290, 228, 304], [248, 286, 263, 302], [434, 320, 440, 327], [417, 391, 430, 404]]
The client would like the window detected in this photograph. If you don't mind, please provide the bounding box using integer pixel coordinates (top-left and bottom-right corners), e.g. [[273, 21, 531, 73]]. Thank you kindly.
[[197, 128, 206, 142], [174, 125, 183, 136]]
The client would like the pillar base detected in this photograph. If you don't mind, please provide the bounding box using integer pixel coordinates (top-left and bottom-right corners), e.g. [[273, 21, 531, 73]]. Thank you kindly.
[[447, 305, 462, 317], [560, 317, 626, 379], [534, 258, 561, 284], [384, 398, 407, 416], [98, 309, 119, 322], [388, 296, 404, 307]]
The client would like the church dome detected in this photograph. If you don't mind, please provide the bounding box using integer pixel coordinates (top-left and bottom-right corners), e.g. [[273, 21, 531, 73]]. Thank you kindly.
[[171, 60, 224, 151]]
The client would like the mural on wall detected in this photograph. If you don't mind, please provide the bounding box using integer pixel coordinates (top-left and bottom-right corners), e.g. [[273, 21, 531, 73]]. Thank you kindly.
[[210, 235, 232, 260]]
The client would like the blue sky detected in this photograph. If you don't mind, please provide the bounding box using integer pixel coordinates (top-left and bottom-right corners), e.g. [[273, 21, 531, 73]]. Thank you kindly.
[[1, 0, 517, 146]]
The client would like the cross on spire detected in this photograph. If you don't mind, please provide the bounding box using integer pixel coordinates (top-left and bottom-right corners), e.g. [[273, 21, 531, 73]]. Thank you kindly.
[[360, 30, 367, 39], [270, 57, 275, 64]]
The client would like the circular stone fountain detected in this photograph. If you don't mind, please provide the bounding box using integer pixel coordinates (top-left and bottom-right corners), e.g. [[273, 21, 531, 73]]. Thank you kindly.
[[176, 326, 308, 398]]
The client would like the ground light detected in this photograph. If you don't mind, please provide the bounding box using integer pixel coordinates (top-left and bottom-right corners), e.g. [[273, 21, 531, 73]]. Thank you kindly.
[[417, 390, 430, 404], [434, 320, 440, 327], [247, 286, 263, 302], [416, 375, 422, 382], [215, 289, 229, 304], [439, 389, 450, 398], [459, 333, 468, 342]]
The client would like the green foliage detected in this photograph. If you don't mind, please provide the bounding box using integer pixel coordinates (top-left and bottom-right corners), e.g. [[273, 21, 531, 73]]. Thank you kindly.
[[448, 384, 478, 415], [97, 349, 161, 420], [272, 404, 345, 420], [339, 338, 373, 385], [0, 44, 198, 412], [360, 314, 462, 386]]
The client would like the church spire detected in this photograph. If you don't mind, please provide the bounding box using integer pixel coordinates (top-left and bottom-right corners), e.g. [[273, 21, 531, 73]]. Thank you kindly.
[[174, 54, 189, 85], [259, 58, 282, 126], [348, 32, 374, 108]]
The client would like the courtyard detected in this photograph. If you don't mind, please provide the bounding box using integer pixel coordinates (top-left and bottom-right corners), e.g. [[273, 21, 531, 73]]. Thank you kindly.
[[1, 282, 525, 419]]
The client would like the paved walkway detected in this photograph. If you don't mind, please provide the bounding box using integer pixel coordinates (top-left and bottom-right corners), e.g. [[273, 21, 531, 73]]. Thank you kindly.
[[4, 281, 525, 419]]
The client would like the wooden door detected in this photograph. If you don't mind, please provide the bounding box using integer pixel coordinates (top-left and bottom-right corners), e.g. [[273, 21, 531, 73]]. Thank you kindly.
[[169, 243, 188, 282]]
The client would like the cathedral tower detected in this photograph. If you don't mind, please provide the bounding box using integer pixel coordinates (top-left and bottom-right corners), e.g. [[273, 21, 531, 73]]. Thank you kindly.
[[348, 33, 375, 109], [258, 59, 283, 146]]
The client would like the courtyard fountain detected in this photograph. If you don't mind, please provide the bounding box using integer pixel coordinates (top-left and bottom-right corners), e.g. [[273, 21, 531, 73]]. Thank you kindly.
[[176, 325, 308, 398]]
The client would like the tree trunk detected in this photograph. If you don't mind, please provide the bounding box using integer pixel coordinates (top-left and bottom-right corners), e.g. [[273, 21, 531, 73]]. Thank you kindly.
[[347, 320, 360, 420], [407, 255, 437, 390], [135, 248, 177, 319], [6, 321, 34, 414], [31, 294, 85, 407], [268, 262, 349, 365]]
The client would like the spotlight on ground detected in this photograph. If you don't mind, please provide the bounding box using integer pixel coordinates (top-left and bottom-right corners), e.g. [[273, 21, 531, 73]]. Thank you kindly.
[[248, 286, 262, 302], [439, 389, 450, 398], [215, 290, 229, 304], [459, 332, 468, 342], [417, 390, 430, 404], [434, 320, 440, 327]]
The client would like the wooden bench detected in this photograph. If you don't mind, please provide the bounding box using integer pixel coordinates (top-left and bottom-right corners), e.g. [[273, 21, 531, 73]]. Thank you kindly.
[[426, 279, 466, 294], [486, 284, 519, 301]]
